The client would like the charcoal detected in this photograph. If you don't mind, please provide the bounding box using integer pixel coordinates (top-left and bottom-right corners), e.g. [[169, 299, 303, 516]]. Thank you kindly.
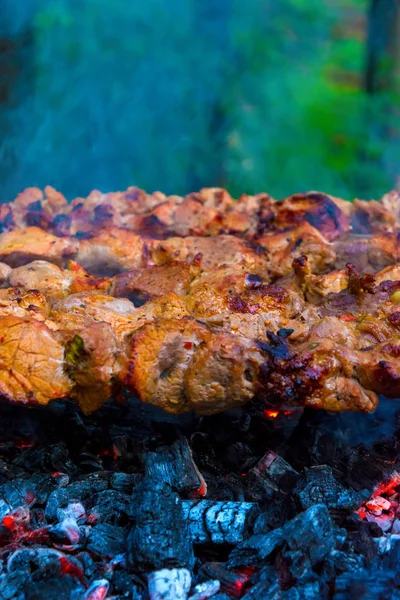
[[253, 503, 291, 534], [281, 504, 346, 577], [380, 537, 400, 570], [91, 490, 131, 525], [333, 569, 400, 599], [128, 481, 194, 572], [83, 579, 109, 600], [110, 472, 139, 494], [75, 552, 97, 579], [229, 504, 344, 573], [45, 476, 109, 521], [249, 451, 298, 495], [144, 438, 206, 497], [228, 529, 285, 567], [282, 580, 328, 600], [25, 576, 85, 600], [147, 568, 191, 600], [293, 466, 362, 512], [345, 525, 378, 565], [86, 523, 125, 557], [112, 569, 145, 597], [0, 570, 29, 600], [197, 562, 250, 598], [182, 500, 258, 544], [48, 520, 84, 549], [321, 550, 365, 580], [188, 579, 220, 600], [241, 566, 280, 600]]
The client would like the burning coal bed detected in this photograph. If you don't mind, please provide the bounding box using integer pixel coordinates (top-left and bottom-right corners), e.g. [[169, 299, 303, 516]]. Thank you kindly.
[[0, 396, 400, 600]]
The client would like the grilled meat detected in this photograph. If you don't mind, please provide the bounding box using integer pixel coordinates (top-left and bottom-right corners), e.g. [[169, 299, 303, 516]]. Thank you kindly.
[[0, 185, 400, 415]]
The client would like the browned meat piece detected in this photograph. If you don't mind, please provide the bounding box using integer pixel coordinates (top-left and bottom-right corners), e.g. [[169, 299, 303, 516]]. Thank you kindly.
[[122, 318, 210, 413], [333, 234, 399, 272], [110, 260, 199, 301], [184, 333, 262, 414], [0, 289, 50, 324], [0, 316, 72, 405], [185, 267, 317, 339], [257, 331, 377, 413], [352, 191, 400, 234], [9, 261, 73, 297], [0, 227, 79, 267], [273, 192, 350, 241], [148, 235, 268, 274], [257, 222, 336, 277], [63, 321, 126, 414], [0, 263, 12, 287], [75, 227, 147, 275]]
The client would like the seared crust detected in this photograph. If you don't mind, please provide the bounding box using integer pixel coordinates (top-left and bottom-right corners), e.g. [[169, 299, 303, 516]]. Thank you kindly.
[[1, 184, 400, 415]]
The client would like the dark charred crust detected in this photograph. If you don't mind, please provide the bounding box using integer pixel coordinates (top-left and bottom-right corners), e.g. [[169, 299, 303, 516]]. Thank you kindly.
[[137, 214, 168, 239], [382, 344, 400, 358], [228, 295, 259, 314], [93, 204, 114, 222], [27, 200, 43, 211], [51, 214, 72, 237], [26, 211, 50, 229], [346, 263, 376, 295], [387, 312, 400, 328], [0, 210, 14, 233]]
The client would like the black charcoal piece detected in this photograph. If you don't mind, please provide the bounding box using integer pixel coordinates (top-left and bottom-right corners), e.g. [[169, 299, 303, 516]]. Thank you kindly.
[[321, 549, 365, 580], [127, 481, 194, 572], [333, 569, 400, 600], [182, 500, 258, 544], [86, 523, 125, 557], [197, 562, 250, 598], [345, 526, 378, 565], [253, 504, 289, 534], [45, 476, 109, 521], [293, 466, 361, 511], [110, 472, 139, 494], [282, 580, 327, 600], [0, 569, 31, 600], [250, 451, 298, 493], [228, 529, 285, 567], [229, 504, 344, 573], [143, 438, 206, 497], [91, 489, 131, 525], [281, 504, 346, 577], [241, 566, 280, 600]]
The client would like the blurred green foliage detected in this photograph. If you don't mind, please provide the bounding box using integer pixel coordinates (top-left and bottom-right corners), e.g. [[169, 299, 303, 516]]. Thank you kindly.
[[1, 0, 399, 201]]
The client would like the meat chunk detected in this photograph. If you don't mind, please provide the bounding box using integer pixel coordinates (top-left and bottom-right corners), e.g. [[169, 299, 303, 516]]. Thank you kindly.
[[9, 261, 73, 297], [149, 235, 268, 274], [75, 227, 147, 275], [110, 261, 199, 301], [0, 316, 71, 405], [184, 333, 262, 414], [123, 318, 210, 413], [257, 222, 336, 277], [274, 192, 350, 241], [0, 227, 78, 267]]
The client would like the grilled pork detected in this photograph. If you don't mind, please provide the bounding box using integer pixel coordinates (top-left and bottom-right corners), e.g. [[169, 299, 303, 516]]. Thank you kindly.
[[0, 185, 399, 415]]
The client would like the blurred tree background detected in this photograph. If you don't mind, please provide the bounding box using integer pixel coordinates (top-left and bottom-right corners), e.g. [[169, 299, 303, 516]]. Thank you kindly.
[[0, 0, 399, 201]]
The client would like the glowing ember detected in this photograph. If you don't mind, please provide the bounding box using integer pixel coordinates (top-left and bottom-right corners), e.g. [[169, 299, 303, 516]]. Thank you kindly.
[[263, 409, 293, 418], [355, 471, 400, 532], [264, 410, 279, 418]]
